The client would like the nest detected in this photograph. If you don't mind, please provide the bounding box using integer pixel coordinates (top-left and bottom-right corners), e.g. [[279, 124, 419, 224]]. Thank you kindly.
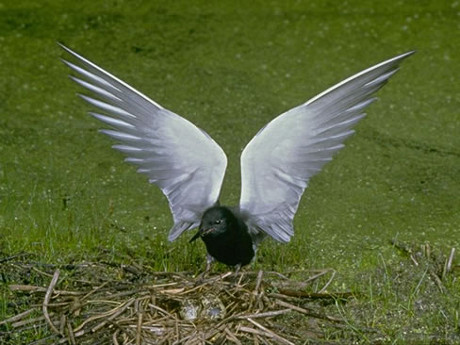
[[1, 261, 354, 345]]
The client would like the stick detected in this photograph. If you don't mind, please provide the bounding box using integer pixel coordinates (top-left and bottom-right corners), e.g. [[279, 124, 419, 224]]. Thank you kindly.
[[113, 329, 120, 345], [224, 327, 242, 345], [92, 298, 136, 332], [67, 319, 76, 345], [318, 270, 336, 293], [43, 269, 61, 335], [8, 284, 83, 295], [80, 281, 109, 301], [8, 284, 46, 292], [275, 299, 343, 323], [73, 303, 124, 332], [12, 315, 46, 328], [429, 270, 445, 293], [148, 303, 178, 319], [57, 329, 85, 344], [59, 314, 66, 335], [0, 252, 33, 263], [270, 286, 354, 299], [236, 309, 291, 320], [32, 266, 55, 278], [303, 269, 332, 284], [0, 308, 34, 325], [245, 318, 295, 345], [136, 312, 143, 345], [254, 270, 263, 295], [238, 326, 269, 338], [446, 248, 456, 274]]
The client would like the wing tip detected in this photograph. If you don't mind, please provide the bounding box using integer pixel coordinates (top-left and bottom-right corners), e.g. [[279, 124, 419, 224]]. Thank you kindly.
[[168, 222, 194, 242], [379, 50, 416, 67], [397, 50, 416, 60], [57, 41, 68, 51], [168, 232, 180, 242], [277, 235, 291, 243], [58, 42, 81, 60]]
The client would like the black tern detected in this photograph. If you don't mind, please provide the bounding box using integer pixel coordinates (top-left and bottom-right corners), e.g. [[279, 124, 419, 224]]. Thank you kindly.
[[60, 44, 413, 271]]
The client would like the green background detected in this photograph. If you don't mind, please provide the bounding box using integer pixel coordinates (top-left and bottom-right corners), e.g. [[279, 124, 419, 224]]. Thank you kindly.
[[0, 1, 459, 340], [1, 0, 458, 268]]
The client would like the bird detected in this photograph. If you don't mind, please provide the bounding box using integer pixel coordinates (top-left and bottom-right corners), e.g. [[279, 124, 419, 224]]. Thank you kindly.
[[60, 43, 413, 272]]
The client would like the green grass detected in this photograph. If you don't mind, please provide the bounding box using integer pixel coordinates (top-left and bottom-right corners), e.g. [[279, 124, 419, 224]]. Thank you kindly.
[[1, 0, 459, 343]]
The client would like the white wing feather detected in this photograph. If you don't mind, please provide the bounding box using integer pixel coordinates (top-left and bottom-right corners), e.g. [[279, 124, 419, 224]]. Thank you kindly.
[[240, 51, 414, 243], [60, 44, 227, 241]]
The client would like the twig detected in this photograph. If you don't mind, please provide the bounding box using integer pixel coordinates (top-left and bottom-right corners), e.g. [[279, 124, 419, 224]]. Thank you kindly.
[[246, 318, 295, 345], [273, 289, 354, 300], [303, 269, 332, 284], [242, 271, 290, 280], [254, 270, 264, 295], [59, 314, 66, 335], [32, 266, 55, 278], [174, 315, 180, 342], [447, 248, 456, 272], [443, 247, 456, 279], [147, 282, 180, 289], [148, 303, 178, 320], [8, 284, 47, 292], [410, 255, 419, 266], [80, 281, 110, 301], [276, 299, 343, 323], [238, 326, 272, 339], [57, 330, 85, 344], [12, 315, 47, 328], [203, 323, 226, 341], [136, 312, 143, 345], [73, 298, 135, 333], [43, 269, 61, 335], [25, 334, 58, 345], [113, 329, 120, 345], [318, 270, 336, 293], [429, 270, 445, 294], [0, 252, 33, 263], [236, 309, 291, 320], [0, 308, 34, 325], [391, 240, 419, 266], [92, 298, 136, 332], [224, 327, 242, 345], [66, 319, 76, 345], [8, 284, 83, 295]]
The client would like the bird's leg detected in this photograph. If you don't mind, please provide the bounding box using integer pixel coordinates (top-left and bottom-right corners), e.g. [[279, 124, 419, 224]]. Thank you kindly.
[[233, 263, 246, 285], [205, 254, 214, 275], [196, 254, 214, 283], [234, 263, 242, 276]]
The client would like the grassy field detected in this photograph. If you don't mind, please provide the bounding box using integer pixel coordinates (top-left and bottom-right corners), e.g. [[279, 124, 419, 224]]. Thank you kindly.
[[1, 0, 459, 343]]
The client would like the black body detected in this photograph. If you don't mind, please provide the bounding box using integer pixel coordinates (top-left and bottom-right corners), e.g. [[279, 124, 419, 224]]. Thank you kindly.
[[190, 206, 255, 267]]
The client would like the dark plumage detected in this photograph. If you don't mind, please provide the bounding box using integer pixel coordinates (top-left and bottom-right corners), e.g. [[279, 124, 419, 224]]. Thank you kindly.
[[190, 206, 255, 267]]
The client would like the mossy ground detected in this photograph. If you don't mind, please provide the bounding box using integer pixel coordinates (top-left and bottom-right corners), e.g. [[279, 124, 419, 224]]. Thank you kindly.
[[1, 1, 459, 343]]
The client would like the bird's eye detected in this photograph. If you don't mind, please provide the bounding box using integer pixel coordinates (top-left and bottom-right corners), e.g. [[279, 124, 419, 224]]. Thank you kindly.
[[215, 220, 222, 224]]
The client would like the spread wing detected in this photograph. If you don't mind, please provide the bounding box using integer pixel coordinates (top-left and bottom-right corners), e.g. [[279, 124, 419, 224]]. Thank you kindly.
[[240, 51, 414, 243], [60, 44, 227, 241]]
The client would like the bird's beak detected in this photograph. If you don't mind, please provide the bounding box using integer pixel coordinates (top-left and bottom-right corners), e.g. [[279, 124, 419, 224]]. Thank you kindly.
[[189, 227, 215, 243], [200, 227, 215, 236]]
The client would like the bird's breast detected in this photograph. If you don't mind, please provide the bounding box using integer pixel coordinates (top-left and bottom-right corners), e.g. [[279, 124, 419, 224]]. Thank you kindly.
[[202, 232, 254, 267]]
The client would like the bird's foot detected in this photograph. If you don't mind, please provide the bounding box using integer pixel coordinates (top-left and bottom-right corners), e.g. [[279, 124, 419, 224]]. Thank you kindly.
[[232, 264, 247, 286], [194, 255, 214, 285]]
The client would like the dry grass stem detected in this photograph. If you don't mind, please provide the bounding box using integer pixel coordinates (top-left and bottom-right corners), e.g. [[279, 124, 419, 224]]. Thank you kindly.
[[43, 269, 61, 335]]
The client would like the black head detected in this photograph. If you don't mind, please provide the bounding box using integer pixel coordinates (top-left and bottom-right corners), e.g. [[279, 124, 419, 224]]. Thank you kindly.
[[189, 206, 236, 242]]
